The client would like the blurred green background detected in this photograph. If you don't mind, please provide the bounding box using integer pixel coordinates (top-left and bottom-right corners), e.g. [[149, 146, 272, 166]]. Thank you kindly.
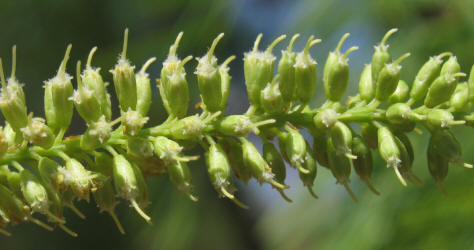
[[0, 0, 473, 249]]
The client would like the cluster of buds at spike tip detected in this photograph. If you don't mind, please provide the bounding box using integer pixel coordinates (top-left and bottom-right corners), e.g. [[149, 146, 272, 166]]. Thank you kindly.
[[0, 28, 473, 236]]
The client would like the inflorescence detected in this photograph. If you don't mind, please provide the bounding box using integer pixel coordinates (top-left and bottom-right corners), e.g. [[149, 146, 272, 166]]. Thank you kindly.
[[0, 28, 473, 236]]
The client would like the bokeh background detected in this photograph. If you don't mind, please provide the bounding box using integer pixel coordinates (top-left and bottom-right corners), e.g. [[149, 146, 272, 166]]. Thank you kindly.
[[0, 0, 474, 249]]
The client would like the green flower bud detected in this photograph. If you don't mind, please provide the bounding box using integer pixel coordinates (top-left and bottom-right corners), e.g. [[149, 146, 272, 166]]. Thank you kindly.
[[278, 34, 299, 102], [388, 80, 409, 104], [218, 56, 235, 113], [359, 64, 374, 102], [153, 136, 187, 164], [0, 52, 28, 132], [449, 82, 470, 112], [409, 52, 451, 102], [169, 114, 205, 140], [386, 103, 424, 126], [377, 126, 405, 186], [313, 108, 339, 130], [219, 137, 252, 184], [72, 61, 102, 123], [427, 109, 465, 129], [427, 138, 449, 190], [135, 57, 156, 117], [38, 157, 62, 191], [110, 29, 137, 112], [216, 115, 274, 136], [80, 116, 112, 151], [127, 137, 154, 159], [361, 122, 378, 149], [205, 137, 248, 208], [240, 137, 288, 190], [311, 132, 329, 168], [294, 35, 321, 104], [122, 109, 149, 136], [19, 169, 64, 223], [112, 154, 151, 223], [82, 47, 111, 121], [424, 72, 466, 108], [429, 130, 472, 168], [44, 44, 74, 131], [371, 28, 397, 82], [352, 136, 379, 195], [330, 121, 356, 159], [298, 143, 319, 199], [440, 56, 460, 76], [327, 138, 358, 202], [282, 127, 310, 174], [59, 158, 98, 201], [260, 75, 285, 114], [323, 33, 358, 102], [244, 34, 286, 107], [159, 32, 192, 119], [195, 33, 225, 113], [21, 115, 55, 149], [167, 161, 197, 201], [375, 53, 411, 102]]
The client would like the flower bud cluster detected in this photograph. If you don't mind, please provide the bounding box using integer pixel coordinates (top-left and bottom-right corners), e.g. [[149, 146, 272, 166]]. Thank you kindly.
[[0, 28, 472, 236]]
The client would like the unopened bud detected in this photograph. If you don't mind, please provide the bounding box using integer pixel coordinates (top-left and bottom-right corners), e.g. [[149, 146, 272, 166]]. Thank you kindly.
[[80, 116, 112, 151], [122, 109, 149, 136], [260, 75, 285, 114], [21, 116, 55, 149], [59, 158, 98, 201], [427, 109, 464, 129], [278, 34, 299, 102], [323, 33, 358, 102], [440, 56, 460, 76], [375, 53, 410, 102], [424, 72, 465, 108], [449, 82, 470, 112], [371, 28, 397, 82], [0, 54, 28, 132], [44, 44, 74, 131], [388, 80, 409, 104], [82, 47, 111, 121], [294, 35, 320, 104], [136, 57, 156, 117], [244, 34, 285, 107], [159, 32, 191, 118], [409, 52, 451, 102], [195, 33, 224, 113], [359, 64, 374, 102], [110, 29, 137, 112]]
